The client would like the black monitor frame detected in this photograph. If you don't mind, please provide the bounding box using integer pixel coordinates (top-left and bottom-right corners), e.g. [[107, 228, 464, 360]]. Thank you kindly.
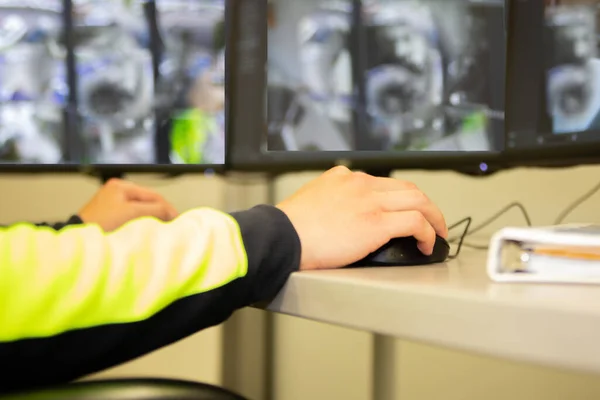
[[0, 0, 227, 174], [504, 0, 600, 169], [226, 0, 507, 176]]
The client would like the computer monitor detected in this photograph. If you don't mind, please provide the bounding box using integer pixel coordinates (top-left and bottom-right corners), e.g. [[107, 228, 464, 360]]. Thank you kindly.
[[505, 0, 600, 167], [228, 0, 507, 174], [0, 1, 67, 167], [0, 0, 227, 171]]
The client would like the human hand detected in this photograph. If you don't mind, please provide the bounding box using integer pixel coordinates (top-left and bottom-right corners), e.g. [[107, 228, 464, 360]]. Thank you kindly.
[[78, 178, 179, 232], [276, 166, 448, 270]]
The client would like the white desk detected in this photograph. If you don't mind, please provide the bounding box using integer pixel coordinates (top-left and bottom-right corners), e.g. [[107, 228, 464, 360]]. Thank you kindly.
[[266, 250, 600, 378]]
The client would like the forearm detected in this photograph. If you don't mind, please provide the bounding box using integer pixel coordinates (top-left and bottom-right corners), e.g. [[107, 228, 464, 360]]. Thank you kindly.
[[0, 205, 300, 391]]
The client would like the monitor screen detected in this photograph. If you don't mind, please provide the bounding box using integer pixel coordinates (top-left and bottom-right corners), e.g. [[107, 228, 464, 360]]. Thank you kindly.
[[0, 0, 227, 168], [229, 0, 506, 172], [505, 0, 600, 160], [266, 0, 357, 152], [0, 1, 66, 164]]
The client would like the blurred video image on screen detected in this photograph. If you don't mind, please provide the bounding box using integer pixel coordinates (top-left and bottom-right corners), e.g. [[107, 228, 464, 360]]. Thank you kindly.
[[156, 0, 225, 165], [266, 0, 505, 152], [266, 0, 357, 152], [362, 0, 505, 152], [0, 1, 66, 164], [73, 0, 225, 165], [544, 0, 600, 136]]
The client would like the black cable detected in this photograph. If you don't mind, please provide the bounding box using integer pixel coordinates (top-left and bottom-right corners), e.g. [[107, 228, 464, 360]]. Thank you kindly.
[[446, 181, 600, 249], [466, 201, 532, 237], [460, 242, 490, 251], [447, 216, 472, 259], [449, 201, 532, 243], [554, 180, 600, 225], [445, 201, 533, 253]]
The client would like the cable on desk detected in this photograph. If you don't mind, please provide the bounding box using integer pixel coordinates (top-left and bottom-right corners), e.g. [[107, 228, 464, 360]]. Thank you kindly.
[[446, 202, 532, 252], [460, 242, 490, 251], [554, 180, 600, 225], [447, 216, 472, 259], [448, 201, 532, 243]]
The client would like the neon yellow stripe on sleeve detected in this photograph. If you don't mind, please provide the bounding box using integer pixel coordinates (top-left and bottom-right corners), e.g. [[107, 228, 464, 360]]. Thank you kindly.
[[0, 208, 248, 342]]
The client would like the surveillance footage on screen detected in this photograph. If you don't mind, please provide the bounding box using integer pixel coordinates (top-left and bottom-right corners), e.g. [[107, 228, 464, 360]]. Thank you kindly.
[[544, 0, 600, 136], [0, 0, 226, 165], [75, 0, 225, 165], [266, 0, 505, 153], [0, 0, 65, 164]]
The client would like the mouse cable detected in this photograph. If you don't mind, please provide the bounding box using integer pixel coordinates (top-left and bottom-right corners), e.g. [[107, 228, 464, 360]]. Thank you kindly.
[[446, 202, 532, 251], [447, 216, 472, 260], [460, 242, 491, 251], [448, 201, 532, 244], [554, 180, 600, 225]]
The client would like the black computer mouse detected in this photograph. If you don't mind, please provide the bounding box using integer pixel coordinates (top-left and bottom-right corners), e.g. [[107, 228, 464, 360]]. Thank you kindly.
[[351, 235, 450, 267]]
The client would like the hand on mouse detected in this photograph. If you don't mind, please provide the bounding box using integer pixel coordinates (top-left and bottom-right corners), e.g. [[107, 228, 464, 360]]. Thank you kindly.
[[276, 166, 447, 271], [78, 178, 179, 232]]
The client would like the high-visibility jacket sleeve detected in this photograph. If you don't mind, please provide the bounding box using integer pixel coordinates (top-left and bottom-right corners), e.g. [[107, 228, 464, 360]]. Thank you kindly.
[[0, 205, 301, 393]]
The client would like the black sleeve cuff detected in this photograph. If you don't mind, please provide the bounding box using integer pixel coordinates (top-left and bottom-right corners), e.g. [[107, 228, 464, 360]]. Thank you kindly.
[[36, 215, 84, 231], [230, 205, 301, 306]]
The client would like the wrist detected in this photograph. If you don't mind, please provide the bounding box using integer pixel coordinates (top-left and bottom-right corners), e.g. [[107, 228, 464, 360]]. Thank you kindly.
[[275, 203, 314, 271], [229, 205, 301, 303]]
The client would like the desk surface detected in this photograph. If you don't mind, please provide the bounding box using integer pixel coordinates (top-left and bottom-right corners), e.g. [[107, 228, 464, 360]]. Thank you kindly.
[[266, 250, 600, 375]]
